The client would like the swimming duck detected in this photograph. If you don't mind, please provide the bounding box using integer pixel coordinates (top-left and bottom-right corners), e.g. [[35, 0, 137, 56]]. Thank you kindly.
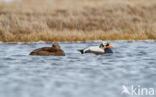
[[29, 43, 65, 56], [78, 41, 113, 55]]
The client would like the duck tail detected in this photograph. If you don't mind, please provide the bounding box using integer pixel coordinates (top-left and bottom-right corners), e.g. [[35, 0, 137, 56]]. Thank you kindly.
[[78, 49, 84, 54]]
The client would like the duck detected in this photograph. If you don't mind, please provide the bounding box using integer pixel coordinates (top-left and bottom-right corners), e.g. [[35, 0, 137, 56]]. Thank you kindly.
[[29, 43, 65, 56], [78, 41, 113, 55]]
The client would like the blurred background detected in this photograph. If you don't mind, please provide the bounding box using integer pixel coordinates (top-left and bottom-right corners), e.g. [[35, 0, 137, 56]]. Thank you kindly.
[[0, 0, 156, 42]]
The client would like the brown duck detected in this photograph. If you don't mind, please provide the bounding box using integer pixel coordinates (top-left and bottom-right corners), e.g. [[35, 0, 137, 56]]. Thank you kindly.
[[29, 43, 65, 56]]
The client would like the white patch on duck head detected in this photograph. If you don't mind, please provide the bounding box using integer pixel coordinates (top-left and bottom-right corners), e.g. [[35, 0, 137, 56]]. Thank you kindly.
[[99, 41, 109, 49]]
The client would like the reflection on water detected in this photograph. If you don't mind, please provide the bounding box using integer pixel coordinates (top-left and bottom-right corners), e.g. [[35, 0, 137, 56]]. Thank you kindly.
[[0, 40, 156, 97]]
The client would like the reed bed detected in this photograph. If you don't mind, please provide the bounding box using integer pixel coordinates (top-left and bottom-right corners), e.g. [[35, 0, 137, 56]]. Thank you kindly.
[[0, 0, 156, 42]]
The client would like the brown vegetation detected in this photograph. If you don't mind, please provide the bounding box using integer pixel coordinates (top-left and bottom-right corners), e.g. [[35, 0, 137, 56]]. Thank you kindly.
[[0, 0, 156, 42]]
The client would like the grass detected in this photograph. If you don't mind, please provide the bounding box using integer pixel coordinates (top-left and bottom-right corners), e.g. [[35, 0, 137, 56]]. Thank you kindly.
[[0, 0, 156, 42]]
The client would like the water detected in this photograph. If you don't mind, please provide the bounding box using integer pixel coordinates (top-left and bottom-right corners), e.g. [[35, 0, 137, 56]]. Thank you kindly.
[[0, 40, 156, 97]]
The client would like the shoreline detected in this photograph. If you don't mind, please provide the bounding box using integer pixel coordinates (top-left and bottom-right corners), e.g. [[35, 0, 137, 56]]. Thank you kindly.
[[1, 30, 156, 42], [0, 40, 156, 44], [1, 33, 156, 42]]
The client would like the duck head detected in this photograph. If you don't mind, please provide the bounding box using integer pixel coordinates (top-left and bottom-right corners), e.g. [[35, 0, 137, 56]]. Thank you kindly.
[[99, 41, 113, 49], [52, 42, 61, 49]]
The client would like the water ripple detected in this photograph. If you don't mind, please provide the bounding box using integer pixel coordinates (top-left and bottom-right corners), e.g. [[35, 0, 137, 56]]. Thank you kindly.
[[0, 41, 156, 97]]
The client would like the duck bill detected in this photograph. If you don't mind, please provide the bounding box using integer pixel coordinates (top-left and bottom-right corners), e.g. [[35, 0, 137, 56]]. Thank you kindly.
[[107, 45, 113, 48]]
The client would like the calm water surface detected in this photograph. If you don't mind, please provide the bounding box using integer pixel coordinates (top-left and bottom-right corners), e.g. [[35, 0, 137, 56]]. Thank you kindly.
[[0, 41, 156, 97]]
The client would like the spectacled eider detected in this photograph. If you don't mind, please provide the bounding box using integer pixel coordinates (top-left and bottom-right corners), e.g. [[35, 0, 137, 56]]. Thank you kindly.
[[78, 41, 113, 55], [29, 43, 65, 56]]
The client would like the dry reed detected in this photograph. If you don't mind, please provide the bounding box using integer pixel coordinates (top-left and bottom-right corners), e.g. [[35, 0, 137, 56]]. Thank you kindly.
[[0, 0, 156, 42]]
